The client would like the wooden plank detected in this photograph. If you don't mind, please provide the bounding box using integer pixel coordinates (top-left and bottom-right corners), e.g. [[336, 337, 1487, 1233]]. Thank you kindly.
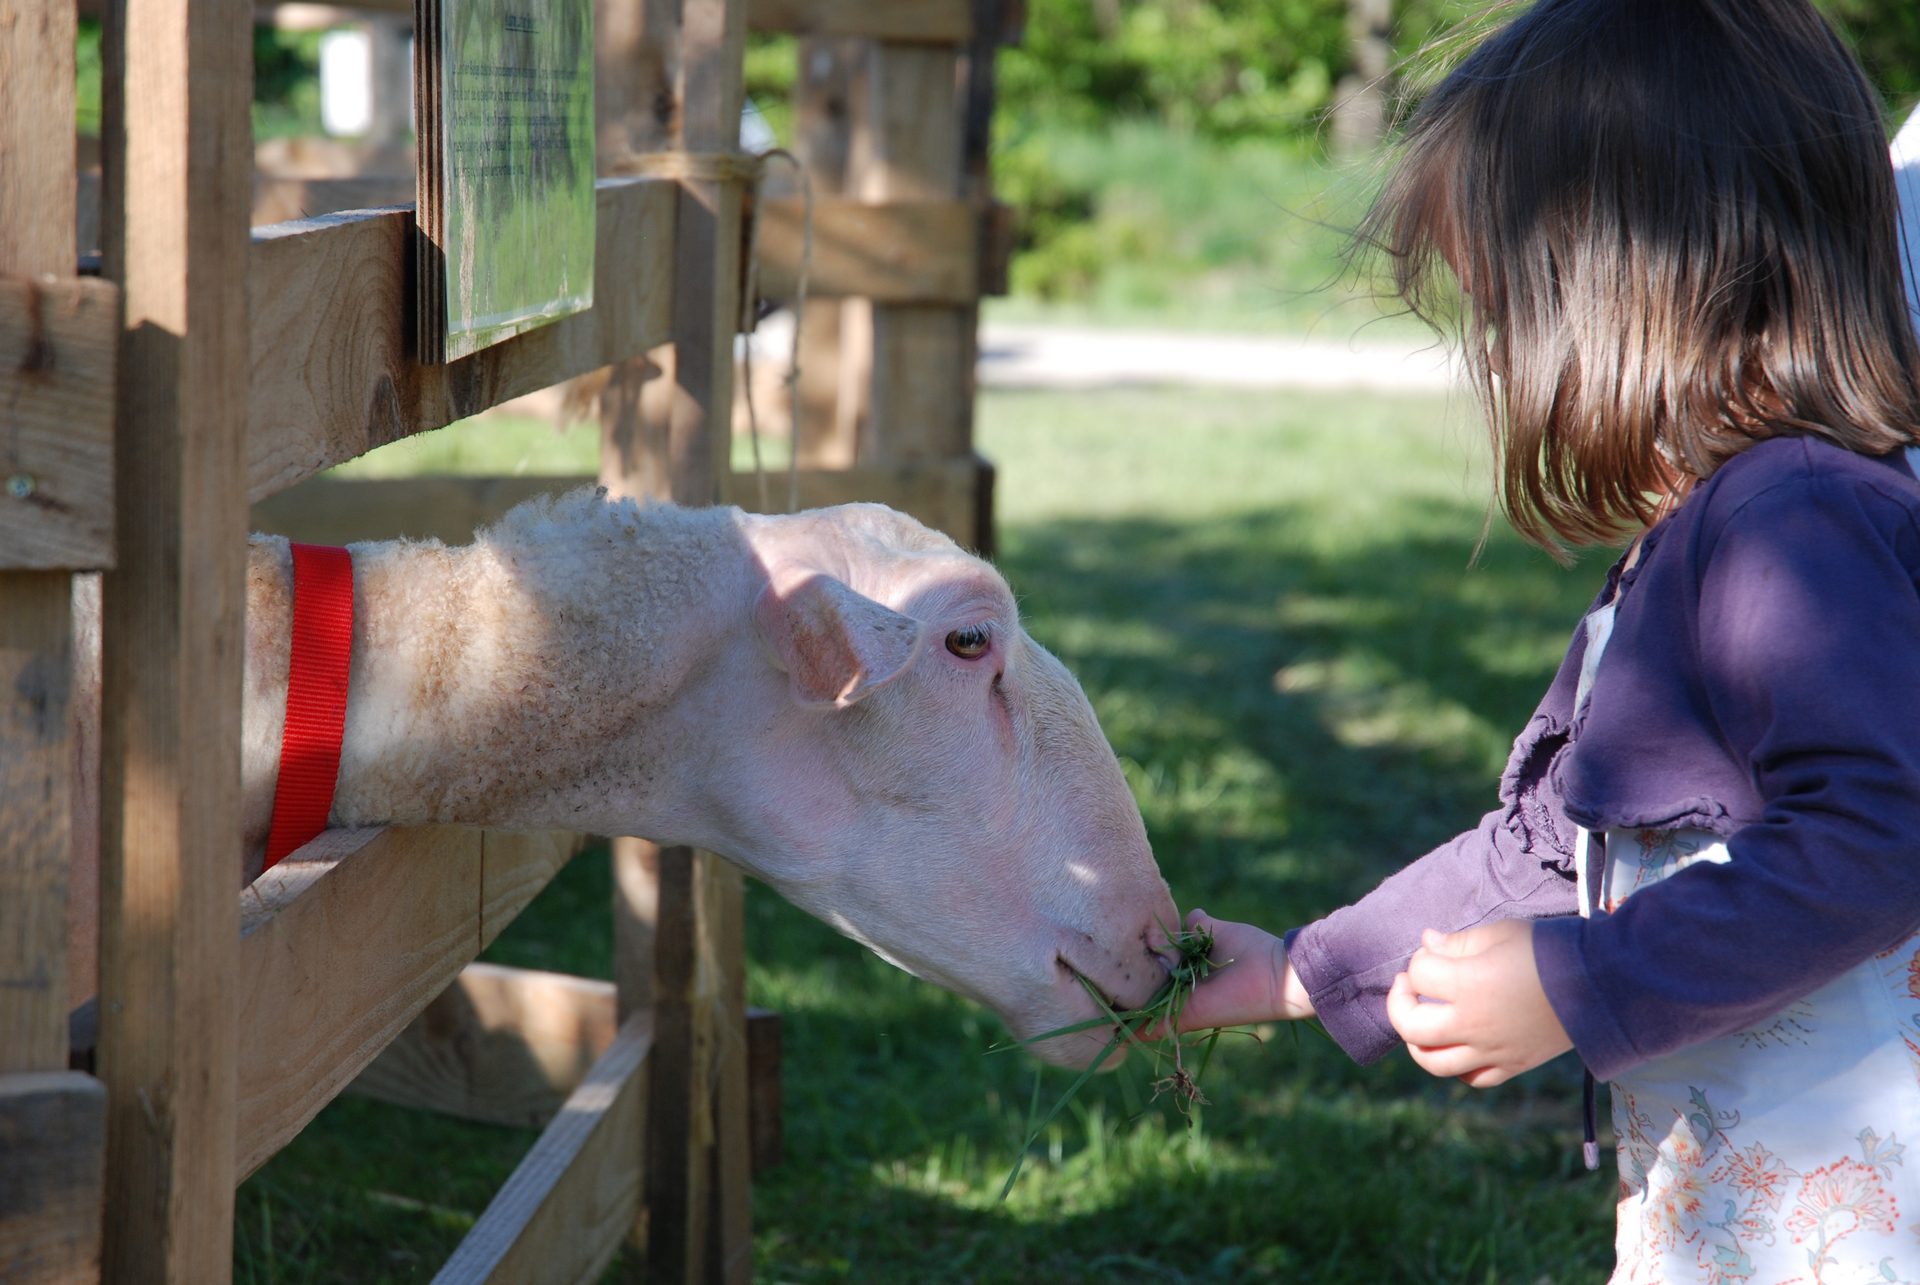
[[0, 276, 121, 571], [94, 0, 253, 1269], [252, 465, 985, 548], [432, 1013, 652, 1285], [245, 176, 677, 505], [233, 827, 477, 1180], [789, 37, 861, 467], [0, 577, 79, 1076], [0, 1072, 106, 1285], [754, 197, 978, 304], [0, 0, 86, 1099], [230, 826, 580, 1179], [747, 0, 971, 43], [851, 42, 972, 464], [0, 0, 77, 275], [350, 964, 620, 1129], [345, 955, 787, 1171], [599, 1, 756, 1276]]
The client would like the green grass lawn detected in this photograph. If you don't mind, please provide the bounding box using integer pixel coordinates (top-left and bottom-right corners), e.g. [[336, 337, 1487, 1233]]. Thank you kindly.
[[237, 386, 1620, 1283]]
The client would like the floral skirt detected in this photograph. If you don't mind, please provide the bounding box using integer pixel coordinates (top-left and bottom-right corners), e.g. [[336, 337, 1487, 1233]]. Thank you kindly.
[[1600, 828, 1920, 1285]]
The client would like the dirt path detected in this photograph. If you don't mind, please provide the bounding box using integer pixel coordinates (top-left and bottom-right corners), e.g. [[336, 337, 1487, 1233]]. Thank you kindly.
[[976, 321, 1460, 393]]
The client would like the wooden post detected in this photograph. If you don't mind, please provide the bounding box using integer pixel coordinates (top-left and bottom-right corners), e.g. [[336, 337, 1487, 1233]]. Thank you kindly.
[[849, 42, 970, 466], [790, 37, 861, 467], [0, 6, 110, 1282], [0, 0, 83, 1081], [96, 0, 252, 1273], [599, 0, 754, 1280]]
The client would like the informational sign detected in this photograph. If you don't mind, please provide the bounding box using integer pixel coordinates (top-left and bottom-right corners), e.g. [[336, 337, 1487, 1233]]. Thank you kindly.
[[414, 0, 595, 362]]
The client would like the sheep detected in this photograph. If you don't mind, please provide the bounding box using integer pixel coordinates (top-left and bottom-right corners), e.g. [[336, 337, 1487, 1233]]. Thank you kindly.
[[171, 488, 1176, 1066]]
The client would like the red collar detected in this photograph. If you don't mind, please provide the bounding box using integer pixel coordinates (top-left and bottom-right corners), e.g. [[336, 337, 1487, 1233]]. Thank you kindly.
[[263, 543, 355, 870]]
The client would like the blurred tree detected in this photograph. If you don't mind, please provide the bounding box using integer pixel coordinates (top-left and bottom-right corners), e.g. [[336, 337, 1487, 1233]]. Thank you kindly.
[[996, 0, 1920, 146], [1329, 0, 1393, 154]]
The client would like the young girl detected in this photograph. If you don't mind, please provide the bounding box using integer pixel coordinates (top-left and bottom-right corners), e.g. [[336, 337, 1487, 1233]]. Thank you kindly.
[[1179, 1, 1920, 1278]]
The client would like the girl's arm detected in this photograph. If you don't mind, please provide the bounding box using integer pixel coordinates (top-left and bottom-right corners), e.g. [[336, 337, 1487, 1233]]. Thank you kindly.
[[1533, 467, 1920, 1082]]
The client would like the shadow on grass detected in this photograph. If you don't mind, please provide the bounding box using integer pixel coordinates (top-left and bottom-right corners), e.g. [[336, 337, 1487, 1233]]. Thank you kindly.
[[237, 489, 1618, 1283]]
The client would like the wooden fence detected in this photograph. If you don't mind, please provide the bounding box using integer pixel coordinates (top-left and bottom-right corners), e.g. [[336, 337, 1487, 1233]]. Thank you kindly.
[[1, 1, 1012, 1281]]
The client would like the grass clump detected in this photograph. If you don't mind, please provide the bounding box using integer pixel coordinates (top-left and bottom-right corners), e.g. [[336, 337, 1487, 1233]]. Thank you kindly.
[[995, 923, 1238, 1199]]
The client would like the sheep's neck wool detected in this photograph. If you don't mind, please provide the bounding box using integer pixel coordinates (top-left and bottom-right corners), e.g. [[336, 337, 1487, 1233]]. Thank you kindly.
[[263, 543, 355, 869]]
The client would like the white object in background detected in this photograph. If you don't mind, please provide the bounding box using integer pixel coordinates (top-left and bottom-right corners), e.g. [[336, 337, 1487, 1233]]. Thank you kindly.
[[740, 98, 777, 153], [320, 28, 374, 137], [1892, 106, 1920, 332]]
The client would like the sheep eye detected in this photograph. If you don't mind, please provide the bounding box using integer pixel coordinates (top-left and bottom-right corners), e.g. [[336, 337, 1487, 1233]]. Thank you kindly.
[[945, 623, 992, 659]]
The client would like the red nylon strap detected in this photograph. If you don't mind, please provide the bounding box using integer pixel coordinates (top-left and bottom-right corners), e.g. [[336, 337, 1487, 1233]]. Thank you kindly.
[[263, 543, 355, 871]]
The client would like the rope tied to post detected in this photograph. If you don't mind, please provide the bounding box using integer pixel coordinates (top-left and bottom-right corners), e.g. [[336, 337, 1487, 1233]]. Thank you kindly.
[[608, 147, 816, 515]]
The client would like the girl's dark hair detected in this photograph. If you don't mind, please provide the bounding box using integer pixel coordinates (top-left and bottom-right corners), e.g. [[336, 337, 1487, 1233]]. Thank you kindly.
[[1366, 0, 1920, 553]]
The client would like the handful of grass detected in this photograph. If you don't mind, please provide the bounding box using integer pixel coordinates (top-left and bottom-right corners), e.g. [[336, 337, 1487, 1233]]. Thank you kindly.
[[991, 924, 1234, 1199]]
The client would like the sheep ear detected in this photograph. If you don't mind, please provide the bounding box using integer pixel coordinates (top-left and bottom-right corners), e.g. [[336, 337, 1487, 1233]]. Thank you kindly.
[[753, 572, 926, 708]]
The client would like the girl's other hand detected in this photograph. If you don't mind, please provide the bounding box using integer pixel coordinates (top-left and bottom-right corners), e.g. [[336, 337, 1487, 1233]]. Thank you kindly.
[[1174, 909, 1316, 1031], [1385, 919, 1572, 1088]]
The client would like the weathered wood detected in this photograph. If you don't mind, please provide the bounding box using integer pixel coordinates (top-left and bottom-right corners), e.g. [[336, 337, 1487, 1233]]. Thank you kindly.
[[745, 1001, 783, 1176], [250, 463, 988, 551], [593, 0, 756, 1276], [851, 42, 972, 464], [0, 1072, 106, 1285], [350, 963, 621, 1129], [747, 0, 971, 43], [0, 577, 78, 1076], [0, 276, 121, 571], [703, 852, 753, 1285], [754, 197, 978, 304], [432, 1013, 652, 1285], [94, 0, 253, 1270], [789, 36, 861, 466], [345, 958, 785, 1170], [0, 0, 87, 1099], [231, 827, 581, 1180], [0, 0, 77, 275], [246, 177, 677, 505]]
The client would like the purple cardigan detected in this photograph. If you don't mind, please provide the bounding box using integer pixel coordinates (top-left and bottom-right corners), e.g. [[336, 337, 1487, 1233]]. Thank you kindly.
[[1289, 436, 1920, 1082]]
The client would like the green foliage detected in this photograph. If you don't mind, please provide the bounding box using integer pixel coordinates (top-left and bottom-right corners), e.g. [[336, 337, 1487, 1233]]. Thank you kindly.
[[1819, 0, 1920, 110], [73, 20, 325, 140]]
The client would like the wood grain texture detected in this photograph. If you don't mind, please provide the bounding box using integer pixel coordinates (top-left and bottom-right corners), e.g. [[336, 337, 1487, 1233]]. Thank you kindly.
[[747, 0, 970, 43], [851, 42, 972, 463], [753, 197, 978, 304], [234, 827, 477, 1179], [0, 276, 121, 570], [246, 177, 677, 504], [94, 0, 252, 1269], [0, 1072, 106, 1285], [346, 954, 786, 1170], [0, 576, 77, 1075], [432, 1013, 652, 1285], [593, 2, 756, 1276], [349, 963, 621, 1129], [0, 0, 77, 274], [232, 826, 582, 1179], [788, 36, 861, 467], [0, 0, 87, 1103]]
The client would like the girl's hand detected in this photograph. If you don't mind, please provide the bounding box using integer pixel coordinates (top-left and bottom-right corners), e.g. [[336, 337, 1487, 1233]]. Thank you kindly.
[[1174, 909, 1315, 1031], [1385, 920, 1572, 1088]]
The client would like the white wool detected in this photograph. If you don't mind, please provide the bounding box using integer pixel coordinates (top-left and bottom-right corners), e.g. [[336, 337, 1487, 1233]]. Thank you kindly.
[[216, 489, 1176, 1067]]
